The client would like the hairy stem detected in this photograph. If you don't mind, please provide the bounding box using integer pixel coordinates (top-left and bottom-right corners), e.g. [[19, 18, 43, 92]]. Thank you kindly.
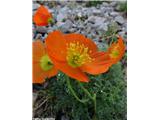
[[66, 76, 89, 104], [78, 81, 93, 100], [78, 81, 97, 119]]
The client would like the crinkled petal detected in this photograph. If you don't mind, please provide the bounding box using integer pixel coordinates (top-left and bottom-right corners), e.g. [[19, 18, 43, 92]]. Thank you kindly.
[[45, 30, 67, 61], [33, 62, 47, 83], [107, 36, 125, 64], [64, 33, 98, 54], [33, 40, 45, 62], [80, 52, 112, 75], [51, 59, 89, 82]]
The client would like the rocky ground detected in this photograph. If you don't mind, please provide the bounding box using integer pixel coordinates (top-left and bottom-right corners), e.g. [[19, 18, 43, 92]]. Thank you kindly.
[[33, 1, 127, 49]]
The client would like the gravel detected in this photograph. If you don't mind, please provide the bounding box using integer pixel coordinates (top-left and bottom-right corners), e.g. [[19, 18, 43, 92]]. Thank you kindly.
[[33, 1, 127, 49], [115, 15, 125, 24]]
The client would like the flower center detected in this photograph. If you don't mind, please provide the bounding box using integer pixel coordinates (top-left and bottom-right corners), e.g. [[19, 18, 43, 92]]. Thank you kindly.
[[40, 55, 53, 71], [48, 18, 53, 24], [109, 46, 119, 58], [110, 50, 119, 58], [66, 42, 92, 68]]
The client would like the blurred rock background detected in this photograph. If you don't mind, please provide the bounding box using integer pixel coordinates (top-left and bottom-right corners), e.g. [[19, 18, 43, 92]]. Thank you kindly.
[[33, 1, 127, 49]]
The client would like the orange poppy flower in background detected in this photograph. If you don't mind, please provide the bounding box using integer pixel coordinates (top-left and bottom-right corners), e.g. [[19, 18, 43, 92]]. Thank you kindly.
[[33, 40, 58, 83], [45, 31, 112, 82], [33, 5, 53, 26], [107, 36, 125, 65]]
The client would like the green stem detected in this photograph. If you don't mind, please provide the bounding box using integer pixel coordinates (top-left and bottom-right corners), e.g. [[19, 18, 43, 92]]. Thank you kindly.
[[93, 94, 97, 114], [78, 81, 93, 100], [66, 76, 89, 104], [78, 81, 97, 119], [65, 76, 97, 119]]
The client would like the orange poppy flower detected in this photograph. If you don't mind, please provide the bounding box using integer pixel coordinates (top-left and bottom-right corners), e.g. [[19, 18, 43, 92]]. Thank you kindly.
[[33, 40, 58, 83], [107, 36, 125, 65], [33, 5, 53, 26], [45, 31, 112, 82]]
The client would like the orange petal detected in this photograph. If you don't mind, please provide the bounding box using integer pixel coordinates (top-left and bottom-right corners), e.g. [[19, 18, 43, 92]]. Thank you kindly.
[[45, 30, 67, 61], [33, 5, 52, 26], [33, 40, 46, 83], [51, 58, 89, 82], [107, 36, 125, 64], [33, 62, 47, 83], [47, 67, 58, 78], [33, 40, 46, 62], [64, 33, 98, 54], [33, 40, 58, 83], [80, 52, 112, 75]]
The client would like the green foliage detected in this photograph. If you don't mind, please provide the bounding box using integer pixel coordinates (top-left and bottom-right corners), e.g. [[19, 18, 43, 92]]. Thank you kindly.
[[34, 62, 126, 120], [106, 22, 119, 37], [86, 1, 103, 7], [117, 1, 127, 12], [104, 22, 120, 46]]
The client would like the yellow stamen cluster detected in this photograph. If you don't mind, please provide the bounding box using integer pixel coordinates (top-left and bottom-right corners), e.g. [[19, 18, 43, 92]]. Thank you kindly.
[[110, 50, 119, 58], [66, 42, 92, 68], [110, 46, 119, 58]]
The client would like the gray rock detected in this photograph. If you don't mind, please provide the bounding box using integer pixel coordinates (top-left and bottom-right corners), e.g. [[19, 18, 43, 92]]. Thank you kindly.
[[35, 34, 42, 40], [56, 13, 67, 22], [56, 21, 65, 27], [123, 22, 127, 29], [88, 16, 96, 23], [100, 6, 107, 13], [69, 28, 76, 32], [86, 25, 92, 32], [57, 1, 68, 7], [94, 17, 106, 27], [93, 9, 101, 15], [88, 23, 95, 29], [110, 12, 119, 17], [78, 23, 84, 29], [86, 9, 93, 16], [59, 20, 73, 33], [87, 16, 109, 32], [77, 12, 82, 18], [56, 6, 69, 22], [99, 23, 108, 31], [33, 3, 40, 10], [48, 9, 54, 13], [47, 27, 54, 33], [118, 31, 126, 37], [115, 16, 125, 24], [104, 12, 109, 17], [47, 26, 59, 33], [35, 26, 48, 33], [122, 27, 127, 33], [60, 6, 69, 14], [105, 7, 114, 12]]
